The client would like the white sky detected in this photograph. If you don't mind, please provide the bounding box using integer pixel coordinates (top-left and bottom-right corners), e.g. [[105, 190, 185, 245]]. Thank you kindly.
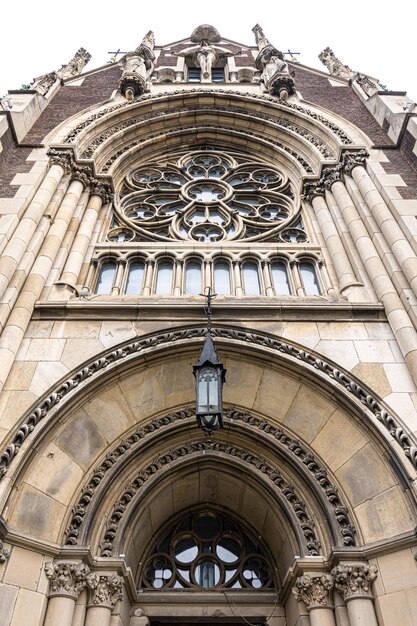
[[1, 0, 416, 103]]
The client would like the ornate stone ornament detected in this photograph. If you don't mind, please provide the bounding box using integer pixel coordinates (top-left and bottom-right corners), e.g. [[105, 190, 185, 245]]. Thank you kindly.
[[331, 563, 378, 600], [0, 539, 10, 563], [30, 48, 91, 96], [86, 573, 123, 608], [115, 150, 300, 242], [252, 24, 295, 100], [292, 573, 335, 609], [45, 562, 91, 599], [318, 47, 354, 81], [119, 31, 155, 100]]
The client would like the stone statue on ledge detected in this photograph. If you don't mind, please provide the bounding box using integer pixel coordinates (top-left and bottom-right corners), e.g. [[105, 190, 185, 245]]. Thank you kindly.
[[30, 48, 91, 96], [119, 31, 156, 100], [252, 24, 295, 100], [318, 47, 354, 81], [174, 40, 238, 82]]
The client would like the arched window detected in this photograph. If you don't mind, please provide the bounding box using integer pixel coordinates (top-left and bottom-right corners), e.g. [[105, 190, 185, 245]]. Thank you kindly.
[[125, 261, 145, 295], [271, 261, 291, 295], [214, 260, 231, 295], [95, 261, 116, 295], [185, 260, 202, 295], [140, 509, 274, 590], [242, 261, 261, 295], [300, 261, 321, 296], [155, 260, 174, 294]]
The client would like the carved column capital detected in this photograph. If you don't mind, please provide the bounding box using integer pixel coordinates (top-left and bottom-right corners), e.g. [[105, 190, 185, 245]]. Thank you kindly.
[[331, 563, 377, 601], [292, 573, 335, 610], [47, 148, 73, 175], [341, 150, 369, 176], [45, 562, 91, 599], [302, 180, 326, 203], [90, 181, 113, 203], [86, 573, 124, 609]]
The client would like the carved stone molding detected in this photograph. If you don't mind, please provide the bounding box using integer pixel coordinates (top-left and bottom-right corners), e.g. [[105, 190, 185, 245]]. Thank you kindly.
[[0, 325, 415, 488], [86, 573, 123, 609], [62, 88, 352, 147], [331, 563, 378, 601], [63, 407, 355, 548], [75, 104, 335, 162], [0, 539, 10, 563], [45, 562, 91, 599], [46, 148, 113, 201], [293, 573, 335, 610], [99, 440, 321, 558]]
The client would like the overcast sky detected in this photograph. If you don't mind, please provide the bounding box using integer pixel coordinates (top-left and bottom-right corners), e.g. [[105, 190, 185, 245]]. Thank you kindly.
[[1, 0, 416, 103]]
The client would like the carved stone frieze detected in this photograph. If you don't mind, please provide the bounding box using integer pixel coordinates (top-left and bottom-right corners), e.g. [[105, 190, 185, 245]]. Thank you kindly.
[[62, 88, 352, 147], [331, 563, 378, 600], [45, 562, 91, 599], [0, 539, 10, 563], [86, 573, 123, 608], [293, 573, 335, 609], [99, 440, 321, 557], [0, 325, 415, 491]]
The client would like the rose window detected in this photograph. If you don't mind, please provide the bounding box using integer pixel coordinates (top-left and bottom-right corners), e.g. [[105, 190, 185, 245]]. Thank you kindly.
[[140, 510, 275, 590], [113, 151, 301, 243]]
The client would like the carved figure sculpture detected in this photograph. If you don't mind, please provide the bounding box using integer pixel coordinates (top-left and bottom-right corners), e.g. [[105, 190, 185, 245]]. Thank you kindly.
[[252, 25, 295, 100], [175, 41, 237, 82], [30, 48, 91, 96], [119, 31, 156, 100], [318, 47, 354, 81]]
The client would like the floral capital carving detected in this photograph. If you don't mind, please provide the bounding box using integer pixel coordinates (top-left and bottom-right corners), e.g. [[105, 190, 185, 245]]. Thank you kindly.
[[45, 562, 91, 599], [86, 573, 123, 609], [292, 574, 335, 610], [331, 563, 378, 600]]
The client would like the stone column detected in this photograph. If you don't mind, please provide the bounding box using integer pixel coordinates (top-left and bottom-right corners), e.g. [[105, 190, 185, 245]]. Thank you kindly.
[[233, 260, 243, 296], [173, 259, 183, 295], [44, 562, 90, 626], [112, 259, 126, 295], [261, 260, 274, 296], [351, 165, 417, 299], [289, 260, 304, 296], [310, 194, 360, 294], [59, 185, 108, 293], [142, 259, 154, 295], [331, 178, 417, 384], [0, 176, 85, 391], [85, 573, 124, 626], [332, 563, 378, 626], [0, 157, 68, 302], [293, 573, 337, 626], [204, 259, 212, 293]]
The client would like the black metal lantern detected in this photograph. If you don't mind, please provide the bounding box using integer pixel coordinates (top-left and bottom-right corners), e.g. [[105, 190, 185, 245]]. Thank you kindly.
[[193, 289, 226, 433]]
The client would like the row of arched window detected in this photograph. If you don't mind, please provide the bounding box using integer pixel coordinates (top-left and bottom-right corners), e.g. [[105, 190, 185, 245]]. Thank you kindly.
[[92, 257, 324, 297]]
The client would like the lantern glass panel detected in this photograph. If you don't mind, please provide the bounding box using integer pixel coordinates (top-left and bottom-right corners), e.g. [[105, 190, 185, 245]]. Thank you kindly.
[[197, 366, 219, 414]]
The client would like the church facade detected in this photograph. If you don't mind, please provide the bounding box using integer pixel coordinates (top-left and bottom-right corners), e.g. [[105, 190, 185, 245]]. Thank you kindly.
[[0, 24, 417, 626]]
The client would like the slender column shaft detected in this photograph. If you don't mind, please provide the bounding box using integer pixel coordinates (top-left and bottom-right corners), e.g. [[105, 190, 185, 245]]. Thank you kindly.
[[43, 596, 76, 626], [85, 606, 112, 626], [262, 260, 274, 296], [345, 597, 378, 626], [0, 163, 65, 301], [0, 179, 85, 390], [290, 261, 304, 296], [173, 260, 183, 295], [72, 590, 87, 626], [204, 260, 212, 292], [142, 260, 154, 296], [352, 165, 417, 297], [59, 192, 104, 289], [331, 179, 417, 384], [233, 261, 243, 296], [311, 195, 359, 292], [309, 607, 337, 626], [112, 260, 126, 295]]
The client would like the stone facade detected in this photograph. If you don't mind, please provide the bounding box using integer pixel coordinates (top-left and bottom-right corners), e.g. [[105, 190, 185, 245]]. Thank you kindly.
[[0, 24, 417, 626]]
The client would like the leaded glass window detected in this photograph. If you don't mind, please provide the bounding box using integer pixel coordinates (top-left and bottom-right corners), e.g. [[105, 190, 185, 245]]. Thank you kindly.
[[300, 261, 321, 296], [140, 509, 274, 590], [185, 260, 202, 295], [214, 260, 231, 295], [155, 260, 174, 294], [271, 262, 291, 295], [242, 261, 261, 295], [96, 261, 116, 294], [125, 261, 145, 295]]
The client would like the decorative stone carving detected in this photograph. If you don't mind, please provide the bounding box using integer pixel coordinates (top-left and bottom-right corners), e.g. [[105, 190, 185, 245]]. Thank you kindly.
[[252, 24, 295, 100], [1, 325, 415, 489], [30, 48, 91, 96], [355, 74, 379, 97], [57, 48, 92, 80], [318, 47, 354, 81], [46, 148, 113, 200], [45, 562, 91, 599], [293, 573, 335, 609], [86, 573, 123, 608], [47, 148, 73, 174], [98, 440, 322, 557], [190, 24, 221, 44], [0, 539, 10, 563], [302, 149, 369, 202], [331, 563, 378, 600], [175, 42, 237, 82], [119, 31, 155, 100]]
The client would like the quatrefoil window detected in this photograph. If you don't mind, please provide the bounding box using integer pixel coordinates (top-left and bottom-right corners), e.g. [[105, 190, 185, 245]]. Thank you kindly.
[[114, 150, 300, 243]]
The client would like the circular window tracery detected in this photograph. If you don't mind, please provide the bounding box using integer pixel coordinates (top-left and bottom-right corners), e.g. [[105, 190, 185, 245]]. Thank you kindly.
[[116, 150, 300, 243], [140, 510, 275, 590]]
